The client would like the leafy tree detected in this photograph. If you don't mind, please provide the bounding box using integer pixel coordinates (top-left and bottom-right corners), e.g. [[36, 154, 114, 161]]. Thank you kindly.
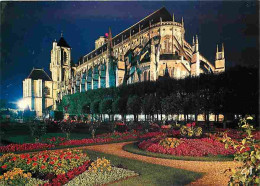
[[100, 98, 113, 121], [127, 95, 141, 121], [112, 96, 127, 122], [90, 100, 100, 121]]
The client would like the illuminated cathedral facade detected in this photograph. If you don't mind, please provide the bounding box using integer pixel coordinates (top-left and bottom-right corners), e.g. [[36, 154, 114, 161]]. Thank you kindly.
[[23, 7, 225, 117]]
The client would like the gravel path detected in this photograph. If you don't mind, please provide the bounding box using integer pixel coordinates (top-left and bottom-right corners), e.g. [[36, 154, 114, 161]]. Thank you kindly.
[[82, 142, 240, 186]]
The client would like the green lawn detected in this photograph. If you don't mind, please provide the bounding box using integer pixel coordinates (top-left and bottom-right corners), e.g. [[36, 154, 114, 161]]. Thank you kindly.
[[1, 123, 91, 144], [123, 142, 234, 161], [84, 149, 203, 186]]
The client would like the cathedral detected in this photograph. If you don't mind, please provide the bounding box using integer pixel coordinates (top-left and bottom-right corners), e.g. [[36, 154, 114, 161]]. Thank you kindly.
[[23, 7, 225, 117]]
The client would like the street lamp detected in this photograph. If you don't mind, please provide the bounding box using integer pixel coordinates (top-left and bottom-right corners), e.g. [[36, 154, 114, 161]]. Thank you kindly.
[[17, 99, 28, 111]]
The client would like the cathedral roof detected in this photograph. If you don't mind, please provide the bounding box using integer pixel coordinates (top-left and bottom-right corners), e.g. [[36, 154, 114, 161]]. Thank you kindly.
[[80, 7, 172, 64], [27, 68, 52, 81], [57, 36, 71, 48], [112, 7, 172, 45]]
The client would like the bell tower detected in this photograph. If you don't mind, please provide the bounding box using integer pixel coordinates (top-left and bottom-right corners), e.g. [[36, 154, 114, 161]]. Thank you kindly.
[[215, 43, 225, 73], [50, 33, 72, 104]]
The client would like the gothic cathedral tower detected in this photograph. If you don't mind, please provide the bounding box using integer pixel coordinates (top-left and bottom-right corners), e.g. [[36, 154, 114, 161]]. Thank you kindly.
[[50, 33, 71, 107]]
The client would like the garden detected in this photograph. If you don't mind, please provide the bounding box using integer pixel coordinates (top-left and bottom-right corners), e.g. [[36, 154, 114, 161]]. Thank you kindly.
[[0, 116, 259, 185]]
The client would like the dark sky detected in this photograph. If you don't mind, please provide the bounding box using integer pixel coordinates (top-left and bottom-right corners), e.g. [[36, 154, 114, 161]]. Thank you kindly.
[[1, 1, 259, 103]]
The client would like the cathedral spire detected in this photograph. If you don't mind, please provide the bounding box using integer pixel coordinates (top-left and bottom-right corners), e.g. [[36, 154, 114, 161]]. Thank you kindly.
[[108, 27, 113, 55], [61, 31, 63, 37], [195, 35, 199, 52], [222, 43, 225, 58], [192, 36, 195, 46], [172, 13, 175, 22], [182, 17, 184, 27], [216, 44, 219, 59]]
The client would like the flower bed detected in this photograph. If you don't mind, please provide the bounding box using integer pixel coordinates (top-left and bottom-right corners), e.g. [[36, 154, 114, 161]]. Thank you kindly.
[[65, 167, 138, 186], [215, 128, 260, 140], [138, 137, 236, 157], [0, 149, 138, 186], [59, 131, 164, 147], [0, 131, 164, 153], [0, 143, 55, 153], [0, 149, 89, 176], [0, 149, 91, 186]]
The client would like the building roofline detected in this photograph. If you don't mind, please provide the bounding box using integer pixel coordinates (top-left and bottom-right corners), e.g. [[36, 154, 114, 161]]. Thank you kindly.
[[27, 68, 52, 81]]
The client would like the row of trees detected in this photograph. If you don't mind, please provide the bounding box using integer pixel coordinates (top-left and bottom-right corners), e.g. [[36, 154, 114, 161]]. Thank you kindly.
[[58, 66, 258, 124]]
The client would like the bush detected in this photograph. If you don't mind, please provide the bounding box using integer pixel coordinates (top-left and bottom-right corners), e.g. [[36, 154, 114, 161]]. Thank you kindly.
[[223, 116, 260, 185], [29, 121, 46, 142]]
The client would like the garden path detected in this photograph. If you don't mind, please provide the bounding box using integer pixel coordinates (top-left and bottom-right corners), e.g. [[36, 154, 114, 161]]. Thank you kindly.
[[82, 142, 240, 186]]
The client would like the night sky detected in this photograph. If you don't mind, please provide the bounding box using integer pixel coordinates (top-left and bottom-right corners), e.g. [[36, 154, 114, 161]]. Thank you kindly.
[[1, 1, 259, 103]]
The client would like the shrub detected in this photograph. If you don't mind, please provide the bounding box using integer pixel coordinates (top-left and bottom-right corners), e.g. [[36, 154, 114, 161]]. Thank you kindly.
[[59, 120, 76, 139], [223, 116, 260, 185], [29, 121, 46, 142]]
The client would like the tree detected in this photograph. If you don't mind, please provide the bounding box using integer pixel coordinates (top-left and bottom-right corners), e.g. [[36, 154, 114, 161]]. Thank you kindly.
[[127, 95, 141, 121], [100, 98, 113, 121], [112, 97, 127, 122], [90, 100, 100, 121]]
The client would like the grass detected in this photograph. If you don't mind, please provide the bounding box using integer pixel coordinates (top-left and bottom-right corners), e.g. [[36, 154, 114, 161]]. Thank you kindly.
[[123, 142, 234, 161], [84, 149, 204, 186], [1, 123, 92, 144]]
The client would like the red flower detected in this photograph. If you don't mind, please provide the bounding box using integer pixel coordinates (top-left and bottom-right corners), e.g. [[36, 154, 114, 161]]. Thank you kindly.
[[11, 157, 17, 161], [32, 162, 38, 166], [186, 123, 191, 127], [41, 165, 46, 169], [50, 161, 54, 165], [1, 164, 7, 169], [191, 122, 196, 127]]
